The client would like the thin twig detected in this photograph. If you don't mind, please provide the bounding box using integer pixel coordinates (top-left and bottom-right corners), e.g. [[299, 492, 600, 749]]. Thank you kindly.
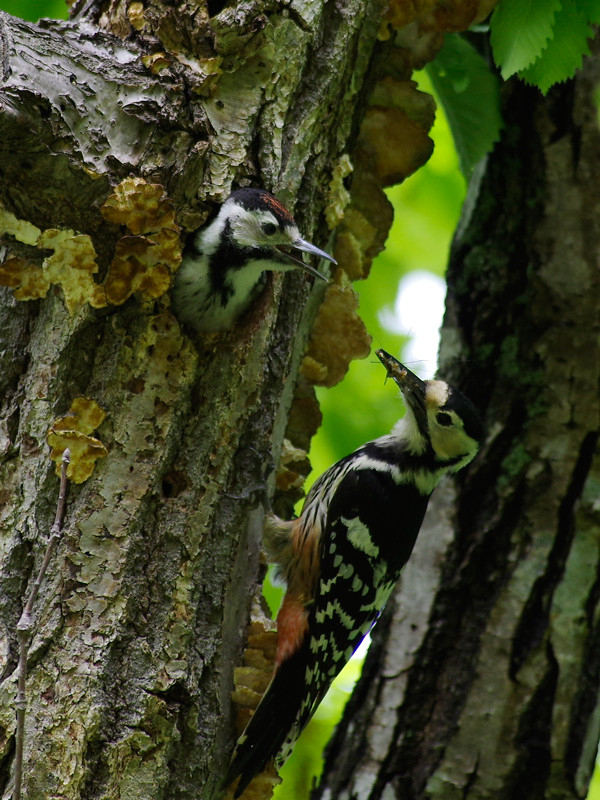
[[13, 448, 70, 800]]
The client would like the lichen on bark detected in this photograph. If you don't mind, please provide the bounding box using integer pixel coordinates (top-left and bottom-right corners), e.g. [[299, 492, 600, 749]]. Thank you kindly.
[[0, 1, 500, 798]]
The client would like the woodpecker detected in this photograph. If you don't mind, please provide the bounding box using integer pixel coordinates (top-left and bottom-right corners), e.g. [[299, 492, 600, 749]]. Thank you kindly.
[[171, 188, 336, 332], [224, 349, 484, 797]]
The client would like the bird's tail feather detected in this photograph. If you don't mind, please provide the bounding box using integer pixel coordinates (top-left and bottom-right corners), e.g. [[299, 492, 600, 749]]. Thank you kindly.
[[225, 638, 310, 797]]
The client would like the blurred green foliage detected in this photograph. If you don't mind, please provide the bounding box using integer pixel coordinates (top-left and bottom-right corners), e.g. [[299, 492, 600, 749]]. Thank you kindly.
[[308, 74, 465, 484], [0, 0, 68, 20], [427, 34, 502, 177], [591, 770, 600, 800]]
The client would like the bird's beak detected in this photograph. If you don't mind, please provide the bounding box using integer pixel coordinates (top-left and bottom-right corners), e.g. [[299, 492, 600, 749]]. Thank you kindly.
[[276, 238, 336, 281], [376, 349, 427, 419]]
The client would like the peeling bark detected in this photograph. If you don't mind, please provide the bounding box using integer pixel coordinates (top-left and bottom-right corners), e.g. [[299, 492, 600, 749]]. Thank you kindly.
[[0, 0, 502, 798], [315, 38, 600, 800], [0, 3, 388, 798]]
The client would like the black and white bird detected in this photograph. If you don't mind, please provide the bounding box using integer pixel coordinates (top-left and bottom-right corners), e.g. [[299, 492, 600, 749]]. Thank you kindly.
[[172, 188, 336, 332], [225, 349, 484, 797]]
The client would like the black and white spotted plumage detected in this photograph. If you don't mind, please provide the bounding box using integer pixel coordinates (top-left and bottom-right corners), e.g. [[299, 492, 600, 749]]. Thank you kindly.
[[225, 350, 484, 796], [171, 188, 335, 332]]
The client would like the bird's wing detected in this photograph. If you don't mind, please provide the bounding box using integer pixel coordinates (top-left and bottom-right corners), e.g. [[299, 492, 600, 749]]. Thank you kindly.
[[225, 465, 429, 795]]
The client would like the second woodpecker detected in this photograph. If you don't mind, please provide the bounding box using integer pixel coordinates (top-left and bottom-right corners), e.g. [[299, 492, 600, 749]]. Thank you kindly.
[[225, 349, 484, 797], [172, 188, 335, 332]]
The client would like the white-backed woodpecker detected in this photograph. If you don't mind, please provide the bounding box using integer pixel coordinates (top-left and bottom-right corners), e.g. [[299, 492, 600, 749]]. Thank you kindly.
[[171, 188, 336, 332], [224, 349, 484, 797]]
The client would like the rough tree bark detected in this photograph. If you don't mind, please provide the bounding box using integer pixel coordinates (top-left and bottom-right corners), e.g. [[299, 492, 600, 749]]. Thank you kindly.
[[0, 1, 497, 799], [315, 35, 600, 800]]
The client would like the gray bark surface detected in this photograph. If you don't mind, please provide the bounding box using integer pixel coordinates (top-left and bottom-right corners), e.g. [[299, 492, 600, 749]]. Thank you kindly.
[[0, 3, 387, 797], [315, 39, 600, 800]]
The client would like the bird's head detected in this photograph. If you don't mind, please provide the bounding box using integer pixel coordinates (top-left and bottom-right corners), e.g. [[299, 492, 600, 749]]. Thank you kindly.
[[376, 349, 484, 471], [215, 188, 335, 280]]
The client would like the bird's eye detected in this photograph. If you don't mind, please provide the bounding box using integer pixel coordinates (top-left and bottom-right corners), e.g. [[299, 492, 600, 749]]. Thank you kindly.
[[436, 412, 453, 427], [262, 222, 278, 236]]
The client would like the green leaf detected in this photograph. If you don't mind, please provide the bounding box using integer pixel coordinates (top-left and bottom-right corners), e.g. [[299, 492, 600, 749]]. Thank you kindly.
[[577, 0, 600, 24], [426, 35, 503, 177], [518, 3, 594, 93], [490, 0, 562, 78]]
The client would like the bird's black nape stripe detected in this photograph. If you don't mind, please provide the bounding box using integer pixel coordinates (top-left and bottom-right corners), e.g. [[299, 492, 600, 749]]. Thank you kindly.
[[359, 439, 466, 473]]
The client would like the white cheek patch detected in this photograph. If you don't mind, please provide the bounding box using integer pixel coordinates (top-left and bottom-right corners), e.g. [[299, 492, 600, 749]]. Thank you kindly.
[[230, 206, 301, 250], [234, 211, 275, 248], [425, 380, 479, 464], [429, 427, 464, 461], [429, 422, 479, 466]]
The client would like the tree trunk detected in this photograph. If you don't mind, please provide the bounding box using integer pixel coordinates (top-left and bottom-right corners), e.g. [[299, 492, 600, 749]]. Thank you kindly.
[[0, 2, 493, 798], [315, 36, 600, 800]]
